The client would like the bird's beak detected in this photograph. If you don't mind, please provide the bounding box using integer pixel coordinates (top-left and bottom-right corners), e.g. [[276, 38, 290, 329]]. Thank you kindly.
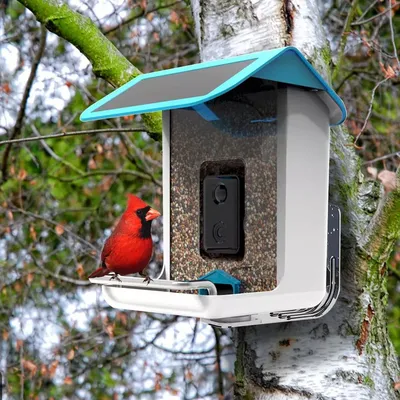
[[145, 208, 161, 221]]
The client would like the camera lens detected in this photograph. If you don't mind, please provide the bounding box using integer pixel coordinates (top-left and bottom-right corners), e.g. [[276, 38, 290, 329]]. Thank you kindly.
[[213, 184, 227, 204]]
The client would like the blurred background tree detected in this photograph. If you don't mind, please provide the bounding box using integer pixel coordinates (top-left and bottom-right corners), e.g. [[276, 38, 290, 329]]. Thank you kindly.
[[0, 0, 399, 399]]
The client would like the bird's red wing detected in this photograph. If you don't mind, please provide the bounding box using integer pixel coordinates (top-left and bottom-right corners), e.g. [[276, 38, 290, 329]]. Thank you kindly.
[[101, 235, 116, 267]]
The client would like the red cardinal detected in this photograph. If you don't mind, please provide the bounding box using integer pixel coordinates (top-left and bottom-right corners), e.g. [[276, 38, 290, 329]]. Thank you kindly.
[[88, 194, 161, 281]]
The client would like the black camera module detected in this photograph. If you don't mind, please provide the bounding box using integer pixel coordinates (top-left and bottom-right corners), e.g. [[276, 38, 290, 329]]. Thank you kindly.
[[203, 175, 241, 254]]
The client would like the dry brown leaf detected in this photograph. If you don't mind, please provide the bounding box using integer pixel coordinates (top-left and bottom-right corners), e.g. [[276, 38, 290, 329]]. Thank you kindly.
[[29, 225, 37, 241], [105, 150, 114, 160], [377, 170, 397, 193], [6, 210, 13, 221], [83, 187, 92, 196], [105, 323, 115, 339], [17, 169, 27, 181], [117, 312, 128, 326], [55, 224, 65, 236], [367, 166, 378, 179], [67, 349, 75, 360], [14, 282, 22, 293], [1, 83, 11, 94], [40, 364, 48, 377], [26, 273, 34, 286], [2, 330, 9, 341], [49, 360, 59, 378], [170, 10, 179, 24], [380, 62, 397, 79], [147, 12, 154, 21], [48, 280, 55, 290], [386, 65, 396, 78], [88, 158, 97, 170], [16, 339, 23, 351], [63, 376, 73, 385], [99, 176, 114, 192], [22, 359, 38, 376], [96, 143, 104, 154], [185, 369, 193, 380], [76, 263, 85, 279]]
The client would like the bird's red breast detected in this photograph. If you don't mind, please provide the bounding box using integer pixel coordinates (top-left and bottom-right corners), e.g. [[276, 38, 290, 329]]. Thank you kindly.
[[88, 194, 161, 279], [101, 234, 153, 275]]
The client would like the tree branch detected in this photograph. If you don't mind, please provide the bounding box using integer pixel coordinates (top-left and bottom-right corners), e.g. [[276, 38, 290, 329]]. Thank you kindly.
[[17, 0, 162, 139], [332, 0, 359, 82], [103, 1, 183, 35], [51, 169, 162, 187], [0, 127, 148, 146], [29, 253, 91, 286], [388, 264, 400, 280], [354, 77, 391, 145], [351, 2, 400, 26], [212, 326, 224, 398], [1, 25, 47, 183], [7, 206, 99, 254]]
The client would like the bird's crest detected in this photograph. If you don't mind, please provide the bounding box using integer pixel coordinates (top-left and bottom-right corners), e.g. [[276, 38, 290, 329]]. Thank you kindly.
[[126, 193, 149, 211]]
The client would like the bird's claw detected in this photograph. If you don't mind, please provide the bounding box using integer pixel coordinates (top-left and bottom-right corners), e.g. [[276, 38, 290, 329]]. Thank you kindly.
[[109, 274, 122, 282], [142, 276, 153, 286]]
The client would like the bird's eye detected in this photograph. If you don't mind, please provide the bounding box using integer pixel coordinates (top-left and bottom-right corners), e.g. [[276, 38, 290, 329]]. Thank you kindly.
[[136, 206, 150, 218]]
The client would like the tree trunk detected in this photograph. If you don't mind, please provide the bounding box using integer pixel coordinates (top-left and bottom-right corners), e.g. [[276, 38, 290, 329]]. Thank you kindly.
[[191, 1, 400, 398]]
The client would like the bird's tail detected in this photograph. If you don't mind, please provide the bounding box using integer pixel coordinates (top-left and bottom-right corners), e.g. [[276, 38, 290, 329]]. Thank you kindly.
[[88, 267, 110, 279]]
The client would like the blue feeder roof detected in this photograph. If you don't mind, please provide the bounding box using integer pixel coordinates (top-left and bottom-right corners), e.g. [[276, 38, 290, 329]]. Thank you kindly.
[[80, 46, 346, 126]]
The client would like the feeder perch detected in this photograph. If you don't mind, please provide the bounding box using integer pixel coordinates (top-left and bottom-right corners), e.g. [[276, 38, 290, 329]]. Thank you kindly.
[[82, 47, 345, 327]]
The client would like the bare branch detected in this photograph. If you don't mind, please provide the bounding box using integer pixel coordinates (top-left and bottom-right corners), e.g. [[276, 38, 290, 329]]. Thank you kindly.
[[31, 125, 85, 176], [7, 206, 99, 254], [388, 264, 400, 280], [1, 25, 47, 183], [351, 2, 400, 26], [52, 169, 162, 187], [364, 151, 400, 165], [332, 0, 359, 82], [212, 326, 224, 398], [0, 127, 148, 146], [30, 253, 91, 286], [387, 0, 400, 71], [17, 0, 162, 138], [104, 1, 183, 35], [354, 77, 391, 145]]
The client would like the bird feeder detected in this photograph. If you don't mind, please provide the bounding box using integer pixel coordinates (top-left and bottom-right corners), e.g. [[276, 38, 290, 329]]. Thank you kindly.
[[81, 47, 345, 327]]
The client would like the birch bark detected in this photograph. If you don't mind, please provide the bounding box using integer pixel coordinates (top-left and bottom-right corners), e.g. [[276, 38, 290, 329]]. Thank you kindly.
[[190, 1, 400, 399]]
